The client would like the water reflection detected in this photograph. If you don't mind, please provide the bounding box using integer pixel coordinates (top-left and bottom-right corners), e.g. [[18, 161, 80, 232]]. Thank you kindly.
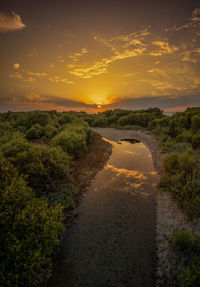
[[48, 138, 157, 287]]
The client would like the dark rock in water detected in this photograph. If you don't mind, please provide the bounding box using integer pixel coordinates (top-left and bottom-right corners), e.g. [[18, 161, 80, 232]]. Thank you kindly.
[[120, 138, 140, 144]]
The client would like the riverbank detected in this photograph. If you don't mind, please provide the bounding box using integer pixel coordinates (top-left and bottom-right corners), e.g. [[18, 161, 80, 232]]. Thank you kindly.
[[93, 127, 200, 287], [73, 131, 112, 192]]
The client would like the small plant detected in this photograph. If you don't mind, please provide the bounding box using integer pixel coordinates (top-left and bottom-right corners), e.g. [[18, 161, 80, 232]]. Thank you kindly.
[[172, 230, 194, 253]]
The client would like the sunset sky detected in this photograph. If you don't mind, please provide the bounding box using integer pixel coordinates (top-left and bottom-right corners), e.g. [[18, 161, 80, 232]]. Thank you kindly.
[[0, 0, 200, 113]]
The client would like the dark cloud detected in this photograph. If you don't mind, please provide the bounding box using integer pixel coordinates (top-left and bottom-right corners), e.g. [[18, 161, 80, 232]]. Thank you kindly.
[[106, 94, 200, 111], [0, 92, 97, 112]]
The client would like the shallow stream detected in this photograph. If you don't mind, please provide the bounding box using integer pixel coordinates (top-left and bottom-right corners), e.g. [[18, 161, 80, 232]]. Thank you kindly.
[[48, 129, 158, 287]]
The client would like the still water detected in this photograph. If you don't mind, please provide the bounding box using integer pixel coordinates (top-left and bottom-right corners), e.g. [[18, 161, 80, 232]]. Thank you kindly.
[[48, 135, 157, 287]]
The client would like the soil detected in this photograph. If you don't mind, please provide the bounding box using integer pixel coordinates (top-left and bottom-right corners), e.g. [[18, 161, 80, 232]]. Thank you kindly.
[[73, 131, 112, 191]]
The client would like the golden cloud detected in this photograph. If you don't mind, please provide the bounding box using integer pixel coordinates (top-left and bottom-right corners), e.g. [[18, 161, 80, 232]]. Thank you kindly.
[[9, 72, 24, 79], [28, 72, 48, 77], [48, 76, 74, 84], [68, 28, 148, 79], [0, 11, 25, 32], [149, 40, 179, 56], [13, 63, 20, 69]]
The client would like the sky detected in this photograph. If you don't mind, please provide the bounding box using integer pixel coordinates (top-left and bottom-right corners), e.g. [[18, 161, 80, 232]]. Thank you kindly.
[[0, 0, 200, 113]]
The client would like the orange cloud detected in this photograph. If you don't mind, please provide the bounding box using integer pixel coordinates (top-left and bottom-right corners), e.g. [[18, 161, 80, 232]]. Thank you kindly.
[[149, 40, 179, 56], [13, 63, 20, 69], [0, 11, 25, 32]]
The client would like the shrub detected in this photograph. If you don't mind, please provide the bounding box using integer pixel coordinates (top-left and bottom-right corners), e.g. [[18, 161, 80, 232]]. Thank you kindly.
[[191, 115, 200, 132], [92, 117, 108, 127], [51, 128, 87, 158], [177, 256, 200, 287], [164, 153, 179, 174], [26, 124, 44, 140], [192, 134, 200, 149], [0, 177, 64, 286], [172, 230, 195, 253], [1, 138, 72, 195]]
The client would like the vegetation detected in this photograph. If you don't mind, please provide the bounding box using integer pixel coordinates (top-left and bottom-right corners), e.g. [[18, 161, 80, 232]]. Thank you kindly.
[[0, 110, 91, 286], [172, 230, 200, 286], [1, 107, 200, 285], [77, 106, 200, 285]]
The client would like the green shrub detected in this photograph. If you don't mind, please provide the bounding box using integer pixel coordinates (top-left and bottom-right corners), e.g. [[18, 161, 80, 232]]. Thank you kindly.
[[183, 197, 200, 219], [51, 129, 87, 158], [1, 138, 72, 195], [172, 230, 195, 253], [26, 124, 44, 140], [164, 153, 179, 174], [191, 115, 200, 132], [177, 130, 193, 144], [92, 117, 108, 127], [0, 177, 64, 286], [192, 134, 200, 149], [177, 256, 200, 287]]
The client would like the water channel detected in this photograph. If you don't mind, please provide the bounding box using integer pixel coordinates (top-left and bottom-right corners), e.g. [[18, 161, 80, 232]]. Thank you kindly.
[[48, 129, 158, 287]]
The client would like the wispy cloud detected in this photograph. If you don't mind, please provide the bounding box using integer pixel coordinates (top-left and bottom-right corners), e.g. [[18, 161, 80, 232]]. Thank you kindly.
[[0, 11, 25, 32], [28, 72, 48, 77], [48, 75, 74, 84], [9, 72, 24, 79], [149, 40, 179, 56], [9, 69, 74, 85], [165, 8, 200, 35], [68, 28, 149, 79], [68, 48, 88, 62]]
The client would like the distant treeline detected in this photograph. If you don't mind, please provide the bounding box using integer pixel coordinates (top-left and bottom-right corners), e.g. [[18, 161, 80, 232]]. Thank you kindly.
[[1, 107, 200, 286]]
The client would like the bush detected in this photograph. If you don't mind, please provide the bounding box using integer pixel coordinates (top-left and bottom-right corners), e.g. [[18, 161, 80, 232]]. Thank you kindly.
[[26, 124, 44, 140], [1, 138, 72, 195], [177, 256, 200, 287], [192, 134, 200, 149], [92, 117, 108, 127], [164, 153, 179, 174], [51, 128, 87, 158], [172, 230, 195, 253], [0, 176, 64, 286], [191, 115, 200, 132]]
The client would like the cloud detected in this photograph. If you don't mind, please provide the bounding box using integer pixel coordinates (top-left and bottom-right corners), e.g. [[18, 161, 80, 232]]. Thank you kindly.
[[24, 77, 36, 82], [149, 41, 179, 56], [13, 63, 20, 69], [28, 72, 48, 77], [69, 47, 145, 79], [48, 75, 74, 84], [165, 8, 200, 34], [68, 48, 88, 61], [9, 72, 24, 79], [68, 28, 149, 79], [106, 94, 200, 111], [9, 69, 74, 85], [0, 92, 98, 112], [192, 8, 200, 17], [0, 11, 25, 32]]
